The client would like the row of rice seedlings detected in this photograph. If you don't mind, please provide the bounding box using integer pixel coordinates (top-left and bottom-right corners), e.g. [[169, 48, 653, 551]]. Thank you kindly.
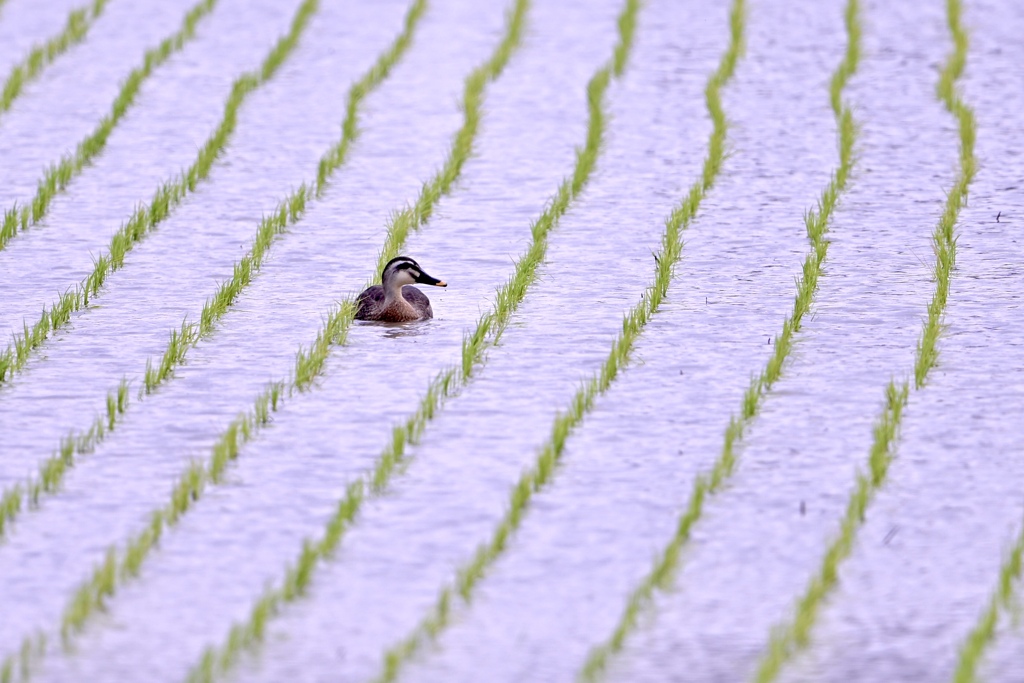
[[0, 0, 218, 255], [752, 0, 976, 680], [0, 0, 427, 543], [581, 2, 855, 681], [184, 1, 636, 679], [944, 3, 1008, 680], [0, 0, 320, 384], [0, 0, 109, 119], [0, 1, 523, 680]]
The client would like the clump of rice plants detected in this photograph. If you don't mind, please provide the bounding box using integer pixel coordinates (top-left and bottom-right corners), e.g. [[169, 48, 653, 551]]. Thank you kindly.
[[0, 0, 218, 253], [752, 0, 977, 679], [0, 0, 110, 120], [581, 1, 856, 680]]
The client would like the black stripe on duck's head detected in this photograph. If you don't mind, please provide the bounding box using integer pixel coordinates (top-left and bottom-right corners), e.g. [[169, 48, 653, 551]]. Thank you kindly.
[[382, 256, 447, 288]]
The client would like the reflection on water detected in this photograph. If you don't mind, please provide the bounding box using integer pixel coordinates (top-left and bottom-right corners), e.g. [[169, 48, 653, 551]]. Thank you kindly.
[[357, 317, 437, 340]]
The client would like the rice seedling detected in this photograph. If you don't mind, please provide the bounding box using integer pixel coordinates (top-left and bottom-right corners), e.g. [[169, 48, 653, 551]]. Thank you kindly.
[[915, 0, 975, 389], [579, 1, 857, 680], [0, 0, 523, 677], [0, 0, 218, 255], [0, 0, 110, 120], [753, 379, 906, 683], [751, 0, 976, 680], [0, 0, 427, 543]]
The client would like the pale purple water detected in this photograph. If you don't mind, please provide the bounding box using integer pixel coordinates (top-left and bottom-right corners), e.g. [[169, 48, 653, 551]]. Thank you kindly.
[[0, 0, 1022, 681]]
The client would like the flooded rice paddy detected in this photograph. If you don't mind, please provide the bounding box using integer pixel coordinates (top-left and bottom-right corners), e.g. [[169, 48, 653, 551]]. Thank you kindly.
[[0, 0, 1021, 681]]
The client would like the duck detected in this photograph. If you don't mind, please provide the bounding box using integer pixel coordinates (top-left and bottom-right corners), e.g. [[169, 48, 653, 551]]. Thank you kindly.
[[355, 256, 447, 322]]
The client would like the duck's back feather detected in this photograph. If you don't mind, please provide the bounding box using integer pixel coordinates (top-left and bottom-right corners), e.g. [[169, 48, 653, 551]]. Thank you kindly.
[[355, 285, 433, 321]]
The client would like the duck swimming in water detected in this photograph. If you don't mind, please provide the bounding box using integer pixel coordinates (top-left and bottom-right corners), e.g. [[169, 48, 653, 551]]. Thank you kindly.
[[355, 256, 447, 322]]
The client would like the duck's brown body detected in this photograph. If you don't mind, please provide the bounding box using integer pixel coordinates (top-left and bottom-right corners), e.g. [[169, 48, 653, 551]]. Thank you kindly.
[[355, 284, 434, 322], [354, 256, 445, 322]]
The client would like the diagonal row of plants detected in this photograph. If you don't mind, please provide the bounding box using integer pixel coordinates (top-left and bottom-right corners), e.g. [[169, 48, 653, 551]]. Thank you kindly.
[[752, 0, 977, 680], [577, 1, 858, 680], [0, 0, 331, 538], [0, 0, 110, 122], [0, 0, 527, 679], [0, 0, 218, 257], [846, 1, 1007, 681], [178, 2, 648, 681]]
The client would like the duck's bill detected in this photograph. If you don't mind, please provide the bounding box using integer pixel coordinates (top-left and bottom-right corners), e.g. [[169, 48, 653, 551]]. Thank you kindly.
[[416, 271, 447, 287]]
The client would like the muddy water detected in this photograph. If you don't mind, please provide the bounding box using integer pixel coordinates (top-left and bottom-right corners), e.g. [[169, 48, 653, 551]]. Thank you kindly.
[[1, 0, 1023, 681]]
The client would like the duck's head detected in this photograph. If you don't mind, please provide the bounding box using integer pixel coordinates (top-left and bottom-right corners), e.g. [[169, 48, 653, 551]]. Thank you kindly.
[[381, 256, 447, 289]]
